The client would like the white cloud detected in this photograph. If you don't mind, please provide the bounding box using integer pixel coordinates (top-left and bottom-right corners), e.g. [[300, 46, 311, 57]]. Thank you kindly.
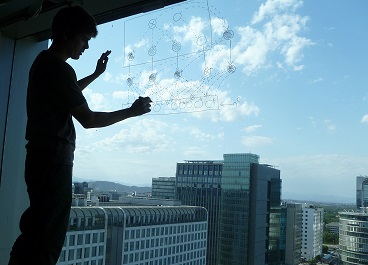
[[200, 0, 312, 75], [361, 115, 368, 123], [243, 124, 262, 133], [218, 100, 259, 122], [189, 89, 259, 122], [211, 17, 229, 36], [83, 88, 110, 111], [310, 77, 323, 84], [172, 16, 207, 52], [134, 38, 148, 48], [251, 0, 303, 24], [112, 91, 130, 100], [241, 135, 273, 147], [324, 120, 336, 132], [103, 72, 112, 82], [80, 119, 176, 154], [189, 128, 215, 142]]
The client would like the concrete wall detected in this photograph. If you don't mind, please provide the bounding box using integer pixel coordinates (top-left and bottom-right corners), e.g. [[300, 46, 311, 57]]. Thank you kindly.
[[0, 33, 47, 265]]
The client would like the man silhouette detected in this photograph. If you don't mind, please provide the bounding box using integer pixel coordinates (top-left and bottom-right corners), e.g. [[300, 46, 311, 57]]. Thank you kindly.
[[8, 5, 151, 265]]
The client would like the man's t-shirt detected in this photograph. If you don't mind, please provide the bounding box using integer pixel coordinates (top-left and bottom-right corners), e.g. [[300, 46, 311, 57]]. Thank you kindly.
[[25, 50, 86, 165]]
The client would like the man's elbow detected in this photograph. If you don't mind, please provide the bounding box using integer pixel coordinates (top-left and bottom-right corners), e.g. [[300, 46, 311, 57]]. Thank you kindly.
[[76, 116, 96, 129]]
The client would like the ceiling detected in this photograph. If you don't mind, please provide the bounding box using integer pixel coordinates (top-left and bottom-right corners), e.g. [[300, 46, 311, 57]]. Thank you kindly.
[[0, 0, 185, 41]]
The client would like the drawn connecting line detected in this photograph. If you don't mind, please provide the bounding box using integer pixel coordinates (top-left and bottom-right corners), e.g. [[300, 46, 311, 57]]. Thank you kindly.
[[152, 94, 219, 114], [122, 95, 219, 115], [122, 0, 239, 115]]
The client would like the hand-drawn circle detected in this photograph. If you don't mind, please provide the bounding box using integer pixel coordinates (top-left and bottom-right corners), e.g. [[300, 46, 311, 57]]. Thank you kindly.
[[196, 35, 207, 46], [174, 69, 182, 79], [148, 46, 157, 56], [227, 64, 236, 73], [173, 13, 182, 22], [148, 19, 157, 29], [179, 101, 186, 109], [149, 73, 157, 83], [172, 41, 181, 52], [126, 77, 133, 86], [223, 30, 234, 40], [171, 102, 178, 110], [127, 52, 134, 61], [205, 99, 216, 108], [153, 103, 161, 112], [186, 101, 193, 108], [194, 99, 203, 108], [204, 68, 211, 76]]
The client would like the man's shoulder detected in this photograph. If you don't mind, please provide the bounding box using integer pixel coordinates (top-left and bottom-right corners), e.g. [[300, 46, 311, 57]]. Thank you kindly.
[[35, 50, 75, 76]]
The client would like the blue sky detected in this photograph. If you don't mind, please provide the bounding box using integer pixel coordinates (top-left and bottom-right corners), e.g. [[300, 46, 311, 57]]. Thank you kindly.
[[68, 0, 368, 202]]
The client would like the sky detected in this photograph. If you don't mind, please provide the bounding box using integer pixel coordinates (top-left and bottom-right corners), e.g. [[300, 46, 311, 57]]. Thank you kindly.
[[67, 0, 368, 203]]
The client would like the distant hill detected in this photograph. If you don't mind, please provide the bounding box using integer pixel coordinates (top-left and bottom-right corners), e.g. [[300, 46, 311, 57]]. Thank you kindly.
[[88, 181, 151, 194], [282, 191, 355, 204]]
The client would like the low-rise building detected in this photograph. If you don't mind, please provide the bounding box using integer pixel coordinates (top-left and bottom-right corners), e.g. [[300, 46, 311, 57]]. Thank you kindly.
[[57, 206, 208, 265]]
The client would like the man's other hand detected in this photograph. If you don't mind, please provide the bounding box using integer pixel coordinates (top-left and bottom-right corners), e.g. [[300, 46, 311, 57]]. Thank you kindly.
[[94, 50, 111, 77], [129, 96, 152, 116]]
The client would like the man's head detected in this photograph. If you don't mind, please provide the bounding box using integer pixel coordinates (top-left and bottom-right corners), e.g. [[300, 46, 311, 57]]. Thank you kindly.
[[52, 5, 97, 41], [51, 6, 97, 60]]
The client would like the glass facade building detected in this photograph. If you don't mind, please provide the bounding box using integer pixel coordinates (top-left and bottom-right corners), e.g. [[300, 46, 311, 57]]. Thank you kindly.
[[176, 153, 282, 265], [176, 160, 223, 265], [152, 177, 177, 200], [356, 176, 368, 210], [218, 153, 259, 265], [248, 162, 281, 265], [280, 203, 302, 265], [339, 211, 368, 265]]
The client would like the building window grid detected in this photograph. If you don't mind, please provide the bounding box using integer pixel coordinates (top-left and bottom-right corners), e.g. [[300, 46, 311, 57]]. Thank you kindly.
[[59, 229, 106, 264], [122, 223, 207, 264]]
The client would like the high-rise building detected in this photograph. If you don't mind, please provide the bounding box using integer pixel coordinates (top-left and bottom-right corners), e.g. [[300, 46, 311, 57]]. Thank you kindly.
[[152, 177, 176, 199], [356, 176, 368, 209], [300, 204, 324, 261], [280, 203, 302, 265], [57, 206, 208, 265], [175, 153, 282, 265], [176, 160, 223, 265], [218, 155, 281, 265], [73, 182, 89, 195], [339, 210, 368, 264]]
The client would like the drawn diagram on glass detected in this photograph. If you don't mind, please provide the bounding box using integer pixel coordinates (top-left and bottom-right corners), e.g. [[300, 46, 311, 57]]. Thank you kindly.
[[121, 0, 238, 115]]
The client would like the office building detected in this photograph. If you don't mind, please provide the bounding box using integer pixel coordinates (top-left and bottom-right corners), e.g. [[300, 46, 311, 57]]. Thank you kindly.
[[339, 210, 368, 265], [152, 177, 176, 200], [73, 182, 89, 195], [176, 160, 222, 265], [280, 203, 302, 265], [300, 204, 324, 261], [356, 176, 368, 209], [326, 222, 339, 234], [57, 205, 208, 265], [176, 153, 282, 265], [219, 156, 281, 265]]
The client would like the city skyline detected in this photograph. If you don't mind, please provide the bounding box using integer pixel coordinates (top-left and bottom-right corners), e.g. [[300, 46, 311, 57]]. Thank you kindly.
[[67, 0, 368, 203]]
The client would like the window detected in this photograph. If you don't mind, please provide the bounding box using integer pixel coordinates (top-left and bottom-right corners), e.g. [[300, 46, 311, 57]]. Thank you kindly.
[[33, 1, 365, 265], [69, 235, 75, 246]]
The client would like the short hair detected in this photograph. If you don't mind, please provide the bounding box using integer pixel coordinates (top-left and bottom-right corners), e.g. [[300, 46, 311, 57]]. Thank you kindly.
[[51, 6, 98, 41]]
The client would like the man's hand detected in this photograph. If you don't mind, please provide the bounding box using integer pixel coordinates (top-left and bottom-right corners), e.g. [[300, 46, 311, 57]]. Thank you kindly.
[[129, 96, 152, 116], [94, 50, 111, 77]]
